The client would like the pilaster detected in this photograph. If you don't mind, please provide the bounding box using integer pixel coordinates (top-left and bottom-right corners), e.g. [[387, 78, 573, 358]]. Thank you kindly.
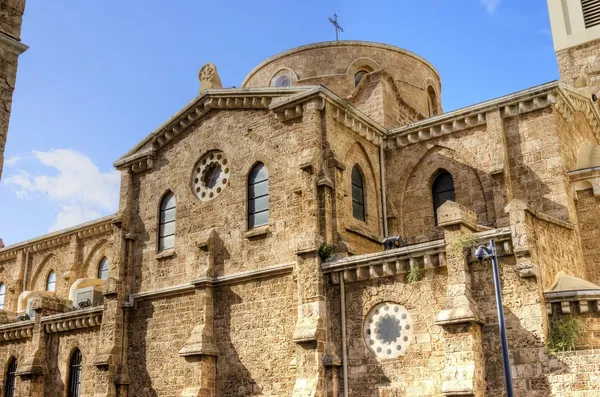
[[434, 201, 486, 397]]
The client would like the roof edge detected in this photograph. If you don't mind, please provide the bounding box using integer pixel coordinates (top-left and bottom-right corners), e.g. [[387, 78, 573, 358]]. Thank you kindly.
[[241, 40, 441, 87]]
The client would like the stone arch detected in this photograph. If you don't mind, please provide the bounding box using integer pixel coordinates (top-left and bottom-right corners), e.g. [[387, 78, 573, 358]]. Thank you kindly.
[[343, 141, 382, 237], [81, 239, 109, 279], [346, 57, 382, 76], [29, 253, 60, 292], [268, 67, 299, 86], [398, 145, 491, 242]]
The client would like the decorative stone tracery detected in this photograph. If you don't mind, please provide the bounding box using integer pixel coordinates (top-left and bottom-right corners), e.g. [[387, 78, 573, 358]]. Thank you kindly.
[[364, 302, 413, 359]]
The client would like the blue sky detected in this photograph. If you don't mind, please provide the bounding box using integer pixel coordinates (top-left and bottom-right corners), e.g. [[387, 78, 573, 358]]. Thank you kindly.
[[0, 0, 557, 246]]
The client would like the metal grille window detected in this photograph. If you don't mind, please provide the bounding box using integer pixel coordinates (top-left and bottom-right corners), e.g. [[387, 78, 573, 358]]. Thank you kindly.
[[0, 284, 5, 310], [248, 163, 269, 228], [432, 171, 455, 226], [582, 0, 600, 29], [351, 165, 366, 221], [159, 191, 176, 251], [46, 271, 56, 292], [68, 349, 82, 397], [4, 357, 16, 397], [98, 257, 109, 280]]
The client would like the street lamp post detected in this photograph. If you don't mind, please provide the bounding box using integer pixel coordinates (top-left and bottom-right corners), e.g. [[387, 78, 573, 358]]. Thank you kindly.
[[475, 239, 514, 397]]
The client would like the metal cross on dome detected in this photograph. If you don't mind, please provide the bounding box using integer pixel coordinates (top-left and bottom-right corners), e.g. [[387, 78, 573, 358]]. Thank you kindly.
[[328, 13, 344, 41]]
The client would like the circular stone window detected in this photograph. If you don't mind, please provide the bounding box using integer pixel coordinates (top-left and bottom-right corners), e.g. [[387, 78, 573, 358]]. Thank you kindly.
[[364, 302, 413, 359], [192, 150, 230, 201]]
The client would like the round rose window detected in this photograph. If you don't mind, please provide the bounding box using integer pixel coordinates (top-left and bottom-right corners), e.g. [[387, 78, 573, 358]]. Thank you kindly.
[[364, 302, 413, 359], [192, 150, 230, 201]]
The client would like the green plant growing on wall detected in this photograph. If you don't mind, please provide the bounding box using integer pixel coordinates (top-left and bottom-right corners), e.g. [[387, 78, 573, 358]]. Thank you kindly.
[[406, 267, 423, 283], [318, 242, 334, 262], [548, 315, 581, 352], [453, 233, 478, 256]]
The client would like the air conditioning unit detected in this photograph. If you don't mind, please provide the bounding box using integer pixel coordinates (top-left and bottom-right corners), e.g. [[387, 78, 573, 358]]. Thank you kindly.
[[73, 286, 103, 310], [25, 299, 36, 320]]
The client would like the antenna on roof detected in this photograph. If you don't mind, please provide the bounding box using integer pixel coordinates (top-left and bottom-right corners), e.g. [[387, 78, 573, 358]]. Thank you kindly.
[[328, 13, 344, 41]]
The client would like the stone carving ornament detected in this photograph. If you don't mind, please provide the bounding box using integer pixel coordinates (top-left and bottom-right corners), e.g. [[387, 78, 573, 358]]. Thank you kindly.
[[198, 62, 223, 92], [192, 150, 230, 202], [364, 302, 413, 359]]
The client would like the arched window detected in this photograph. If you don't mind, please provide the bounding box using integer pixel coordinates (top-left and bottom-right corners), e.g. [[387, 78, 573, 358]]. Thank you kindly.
[[4, 357, 16, 397], [0, 283, 5, 310], [98, 257, 109, 280], [248, 163, 269, 228], [159, 191, 176, 251], [432, 171, 455, 225], [67, 348, 82, 397], [351, 165, 366, 221], [427, 86, 439, 117], [354, 70, 368, 87], [46, 271, 56, 292]]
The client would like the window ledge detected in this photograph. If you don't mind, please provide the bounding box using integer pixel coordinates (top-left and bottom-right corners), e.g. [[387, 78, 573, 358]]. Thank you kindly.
[[156, 249, 176, 260], [244, 225, 270, 239]]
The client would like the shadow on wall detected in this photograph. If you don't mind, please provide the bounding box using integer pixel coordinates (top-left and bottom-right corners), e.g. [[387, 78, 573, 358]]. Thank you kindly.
[[505, 117, 568, 221], [215, 286, 261, 396]]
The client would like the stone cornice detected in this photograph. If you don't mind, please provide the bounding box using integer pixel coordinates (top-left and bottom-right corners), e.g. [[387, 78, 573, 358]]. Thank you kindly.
[[385, 81, 560, 149], [545, 289, 600, 315], [0, 32, 28, 55], [41, 307, 103, 334], [115, 86, 386, 171], [0, 320, 34, 342], [0, 215, 114, 262], [124, 262, 295, 306]]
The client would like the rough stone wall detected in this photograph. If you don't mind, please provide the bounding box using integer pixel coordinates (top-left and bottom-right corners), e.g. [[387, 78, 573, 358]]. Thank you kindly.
[[0, 226, 114, 313], [129, 109, 312, 293], [214, 276, 296, 396], [0, 338, 27, 394], [44, 329, 101, 396], [323, 103, 383, 255], [127, 292, 202, 396], [545, 350, 600, 395], [242, 42, 440, 123], [575, 188, 600, 284], [0, 0, 25, 181], [385, 124, 495, 244], [556, 38, 600, 100], [574, 312, 600, 349], [327, 270, 448, 396]]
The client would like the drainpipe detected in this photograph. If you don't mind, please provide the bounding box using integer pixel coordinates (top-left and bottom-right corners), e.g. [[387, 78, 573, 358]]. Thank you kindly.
[[340, 275, 349, 397], [379, 143, 388, 237]]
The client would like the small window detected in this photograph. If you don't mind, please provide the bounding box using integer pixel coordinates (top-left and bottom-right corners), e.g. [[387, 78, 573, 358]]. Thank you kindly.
[[67, 349, 82, 397], [0, 283, 5, 310], [98, 257, 109, 280], [351, 165, 366, 221], [271, 73, 292, 87], [427, 86, 439, 117], [4, 357, 16, 397], [432, 171, 455, 225], [159, 191, 176, 251], [248, 163, 269, 228], [354, 70, 368, 87], [46, 271, 56, 292]]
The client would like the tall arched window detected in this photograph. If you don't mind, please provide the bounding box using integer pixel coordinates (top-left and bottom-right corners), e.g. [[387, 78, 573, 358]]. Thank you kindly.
[[427, 86, 439, 117], [98, 257, 109, 280], [248, 163, 269, 229], [67, 348, 82, 397], [351, 165, 366, 221], [159, 191, 176, 251], [4, 357, 16, 397], [432, 171, 455, 226], [0, 283, 6, 310], [46, 271, 56, 292]]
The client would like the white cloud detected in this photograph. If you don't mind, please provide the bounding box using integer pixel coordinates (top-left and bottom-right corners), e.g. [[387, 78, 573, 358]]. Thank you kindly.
[[481, 0, 501, 14], [4, 149, 120, 232], [4, 156, 22, 166]]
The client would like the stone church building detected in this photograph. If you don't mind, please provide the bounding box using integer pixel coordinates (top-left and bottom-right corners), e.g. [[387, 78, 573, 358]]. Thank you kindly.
[[1, 0, 600, 396]]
